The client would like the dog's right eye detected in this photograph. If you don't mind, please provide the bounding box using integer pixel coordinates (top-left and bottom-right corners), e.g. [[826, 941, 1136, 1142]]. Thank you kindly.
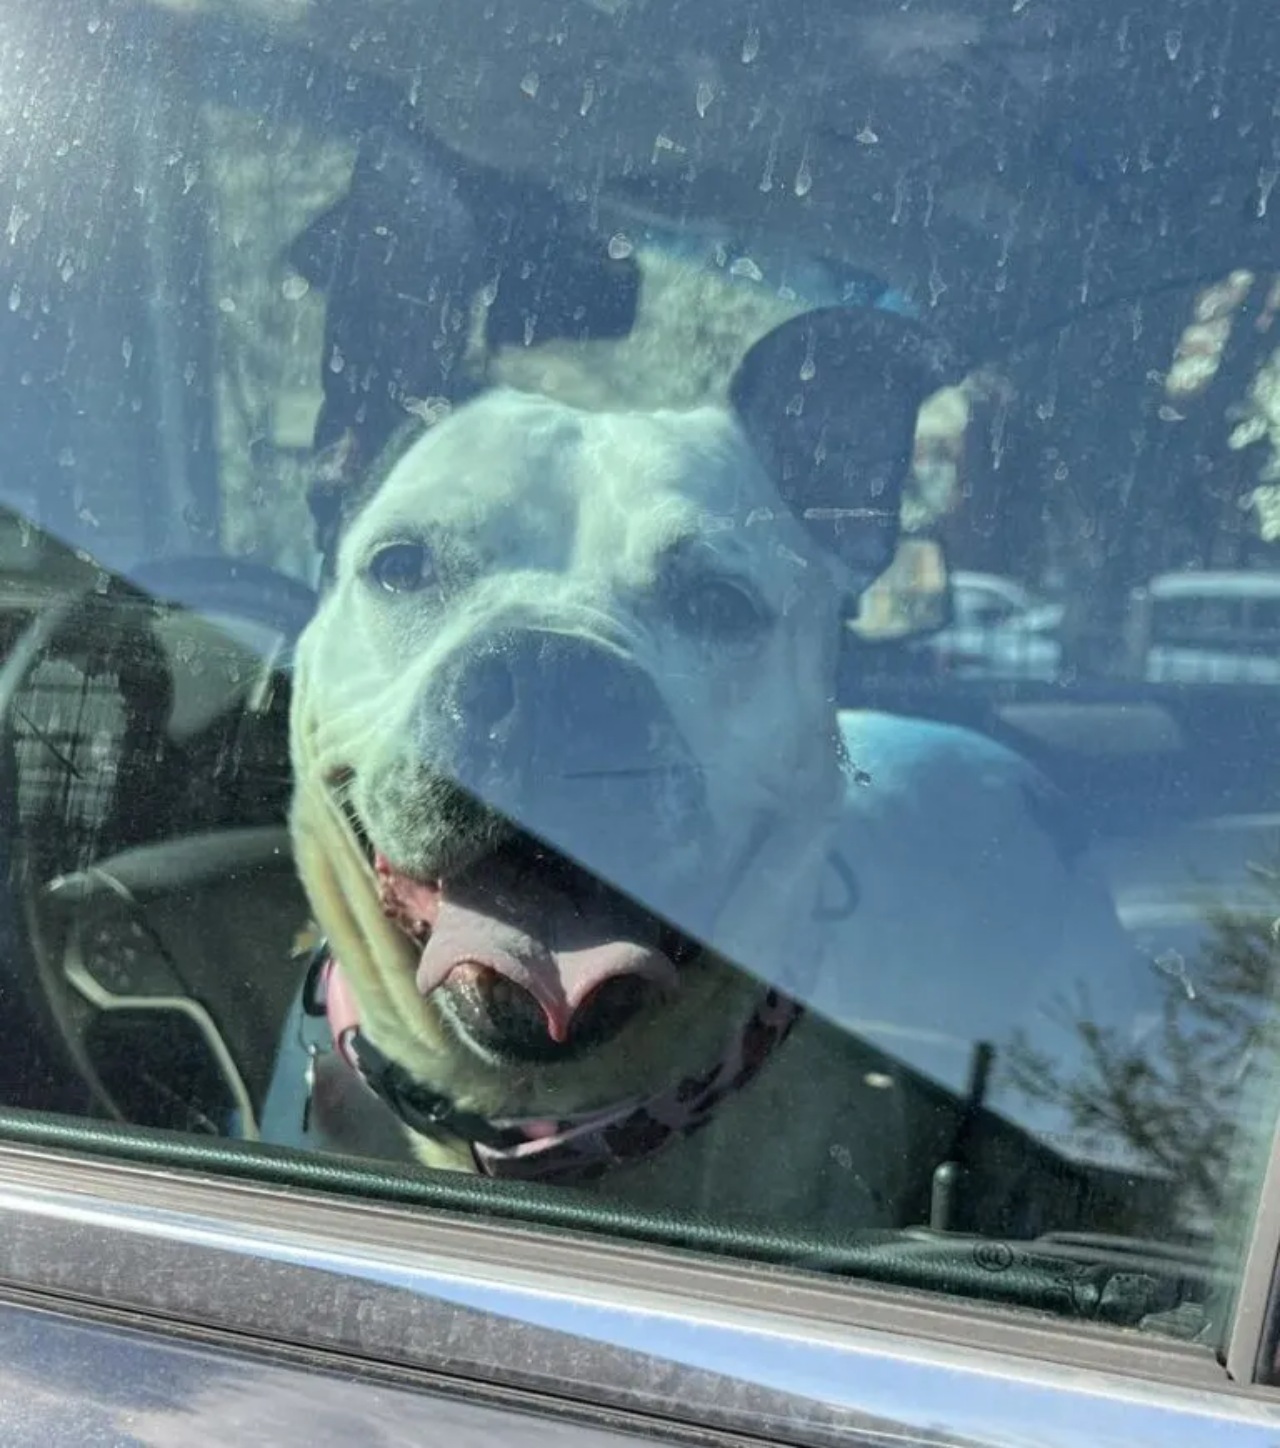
[[368, 542, 435, 594]]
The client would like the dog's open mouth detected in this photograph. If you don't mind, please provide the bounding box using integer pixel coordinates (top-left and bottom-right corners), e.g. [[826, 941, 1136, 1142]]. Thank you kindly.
[[343, 796, 697, 1061]]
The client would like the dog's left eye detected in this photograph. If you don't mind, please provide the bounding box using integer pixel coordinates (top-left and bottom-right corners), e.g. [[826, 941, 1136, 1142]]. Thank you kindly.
[[368, 542, 435, 594], [675, 578, 768, 642]]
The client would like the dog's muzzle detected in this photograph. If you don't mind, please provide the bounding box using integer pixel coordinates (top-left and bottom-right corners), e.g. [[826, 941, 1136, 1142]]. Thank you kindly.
[[356, 630, 712, 1059], [434, 630, 703, 813]]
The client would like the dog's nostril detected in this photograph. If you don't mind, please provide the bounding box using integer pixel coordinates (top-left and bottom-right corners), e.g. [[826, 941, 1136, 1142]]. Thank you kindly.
[[572, 975, 653, 1044], [442, 965, 653, 1060], [455, 653, 517, 735]]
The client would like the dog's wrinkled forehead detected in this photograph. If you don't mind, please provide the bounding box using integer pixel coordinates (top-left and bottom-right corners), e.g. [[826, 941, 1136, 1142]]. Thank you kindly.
[[339, 391, 787, 583]]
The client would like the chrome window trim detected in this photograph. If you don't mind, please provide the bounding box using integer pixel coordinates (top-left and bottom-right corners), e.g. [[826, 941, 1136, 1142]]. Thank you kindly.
[[0, 1145, 1278, 1447], [1227, 1107, 1280, 1384]]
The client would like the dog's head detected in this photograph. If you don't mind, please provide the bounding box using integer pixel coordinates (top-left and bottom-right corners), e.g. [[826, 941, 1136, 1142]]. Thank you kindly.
[[290, 304, 954, 1126]]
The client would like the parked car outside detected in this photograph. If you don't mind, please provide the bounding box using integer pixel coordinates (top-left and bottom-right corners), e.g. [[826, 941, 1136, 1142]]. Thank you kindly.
[[1128, 571, 1280, 686], [928, 572, 1066, 680]]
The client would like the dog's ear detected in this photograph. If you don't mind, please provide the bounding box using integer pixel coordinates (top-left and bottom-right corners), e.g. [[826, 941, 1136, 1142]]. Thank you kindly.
[[289, 126, 489, 462], [480, 182, 640, 353], [729, 305, 958, 588], [290, 124, 640, 465]]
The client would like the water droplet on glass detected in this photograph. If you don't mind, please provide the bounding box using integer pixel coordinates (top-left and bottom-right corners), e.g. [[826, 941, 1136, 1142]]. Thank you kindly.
[[520, 72, 540, 99], [281, 273, 310, 301], [580, 79, 595, 116], [759, 149, 775, 194], [856, 125, 879, 145], [218, 296, 236, 314], [741, 22, 760, 63], [695, 80, 714, 118], [86, 15, 101, 32], [329, 346, 345, 374], [121, 337, 133, 366], [1165, 28, 1182, 60], [7, 285, 19, 312], [799, 354, 816, 382], [794, 153, 813, 197], [607, 232, 633, 260], [729, 256, 764, 282]]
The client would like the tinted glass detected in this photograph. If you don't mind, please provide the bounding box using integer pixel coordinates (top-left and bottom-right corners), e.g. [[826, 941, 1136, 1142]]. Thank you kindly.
[[1, 0, 1278, 1351]]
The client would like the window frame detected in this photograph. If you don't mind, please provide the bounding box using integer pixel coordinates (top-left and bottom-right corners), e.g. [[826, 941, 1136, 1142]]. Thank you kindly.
[[0, 1129, 1278, 1445]]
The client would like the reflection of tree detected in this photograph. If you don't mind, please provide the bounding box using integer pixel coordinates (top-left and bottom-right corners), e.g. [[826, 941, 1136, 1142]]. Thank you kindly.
[[1007, 857, 1280, 1230], [944, 272, 1280, 677]]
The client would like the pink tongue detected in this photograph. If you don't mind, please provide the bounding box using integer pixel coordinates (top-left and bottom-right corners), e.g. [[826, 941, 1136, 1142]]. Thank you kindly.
[[375, 853, 678, 1044]]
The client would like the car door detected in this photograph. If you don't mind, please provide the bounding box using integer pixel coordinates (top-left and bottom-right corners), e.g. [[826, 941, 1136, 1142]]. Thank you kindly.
[[4, 1, 1280, 1445]]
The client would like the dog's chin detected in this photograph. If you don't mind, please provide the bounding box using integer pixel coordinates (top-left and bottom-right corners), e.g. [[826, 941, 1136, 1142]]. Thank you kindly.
[[335, 782, 701, 1065]]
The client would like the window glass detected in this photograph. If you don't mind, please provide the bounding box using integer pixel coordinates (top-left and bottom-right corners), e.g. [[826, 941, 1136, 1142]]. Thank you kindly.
[[1, 0, 1279, 1352]]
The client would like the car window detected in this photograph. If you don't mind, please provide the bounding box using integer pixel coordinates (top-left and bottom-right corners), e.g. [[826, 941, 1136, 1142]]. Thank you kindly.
[[1249, 600, 1280, 644], [3, 0, 1280, 1371], [1157, 597, 1240, 638], [966, 593, 1018, 626]]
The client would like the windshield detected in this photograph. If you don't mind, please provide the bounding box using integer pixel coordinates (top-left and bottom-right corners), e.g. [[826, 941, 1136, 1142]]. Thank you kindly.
[[0, 0, 1278, 1348]]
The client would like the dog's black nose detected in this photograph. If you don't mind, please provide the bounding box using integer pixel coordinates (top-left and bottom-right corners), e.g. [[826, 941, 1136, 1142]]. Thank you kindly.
[[452, 646, 518, 736], [440, 630, 674, 779], [421, 628, 709, 917]]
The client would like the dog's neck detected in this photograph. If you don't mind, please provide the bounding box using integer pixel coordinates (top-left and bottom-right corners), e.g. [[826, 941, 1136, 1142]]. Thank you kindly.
[[304, 948, 804, 1183]]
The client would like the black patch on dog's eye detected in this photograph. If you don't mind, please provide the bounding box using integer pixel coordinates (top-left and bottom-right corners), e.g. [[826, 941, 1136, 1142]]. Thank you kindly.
[[368, 541, 435, 595], [674, 577, 769, 643]]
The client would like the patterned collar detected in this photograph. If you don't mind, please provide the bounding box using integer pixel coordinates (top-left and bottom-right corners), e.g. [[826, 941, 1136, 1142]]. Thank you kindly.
[[302, 947, 803, 1184]]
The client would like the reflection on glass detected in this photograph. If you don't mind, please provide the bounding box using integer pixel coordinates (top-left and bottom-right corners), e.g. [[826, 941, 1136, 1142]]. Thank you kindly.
[[0, 0, 1275, 1354]]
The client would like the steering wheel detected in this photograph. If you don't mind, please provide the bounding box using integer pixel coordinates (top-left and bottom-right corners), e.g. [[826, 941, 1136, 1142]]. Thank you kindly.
[[0, 563, 313, 1133]]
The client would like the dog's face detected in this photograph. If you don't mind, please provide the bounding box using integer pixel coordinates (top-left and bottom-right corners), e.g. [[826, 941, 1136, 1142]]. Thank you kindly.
[[290, 306, 952, 1124]]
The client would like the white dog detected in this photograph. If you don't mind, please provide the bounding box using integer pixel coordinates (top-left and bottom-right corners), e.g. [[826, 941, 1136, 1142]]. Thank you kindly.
[[275, 305, 1144, 1233]]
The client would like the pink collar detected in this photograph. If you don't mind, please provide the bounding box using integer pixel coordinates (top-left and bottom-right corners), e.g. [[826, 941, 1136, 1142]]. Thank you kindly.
[[313, 955, 802, 1184]]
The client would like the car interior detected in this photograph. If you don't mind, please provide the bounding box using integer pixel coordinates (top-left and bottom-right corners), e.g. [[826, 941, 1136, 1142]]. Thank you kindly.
[[0, 0, 1277, 1352]]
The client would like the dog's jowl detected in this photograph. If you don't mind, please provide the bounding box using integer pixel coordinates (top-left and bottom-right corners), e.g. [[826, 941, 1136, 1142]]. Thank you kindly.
[[276, 306, 1143, 1233]]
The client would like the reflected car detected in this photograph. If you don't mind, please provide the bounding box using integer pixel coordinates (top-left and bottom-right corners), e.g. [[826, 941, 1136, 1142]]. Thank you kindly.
[[1130, 571, 1280, 686], [929, 572, 1066, 680]]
